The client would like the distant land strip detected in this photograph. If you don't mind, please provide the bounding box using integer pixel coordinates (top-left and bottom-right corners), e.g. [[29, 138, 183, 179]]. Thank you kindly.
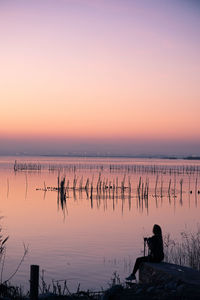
[[0, 154, 200, 160], [27, 154, 200, 160]]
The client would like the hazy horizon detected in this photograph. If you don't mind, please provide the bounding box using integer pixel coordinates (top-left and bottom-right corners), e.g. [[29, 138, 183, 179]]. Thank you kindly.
[[0, 136, 200, 157]]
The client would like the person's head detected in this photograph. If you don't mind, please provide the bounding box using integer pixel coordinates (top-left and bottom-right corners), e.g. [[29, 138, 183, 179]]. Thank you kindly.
[[153, 224, 162, 236]]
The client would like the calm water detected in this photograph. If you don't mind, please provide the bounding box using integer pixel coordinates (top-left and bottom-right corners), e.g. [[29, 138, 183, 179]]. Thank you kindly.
[[0, 156, 200, 292]]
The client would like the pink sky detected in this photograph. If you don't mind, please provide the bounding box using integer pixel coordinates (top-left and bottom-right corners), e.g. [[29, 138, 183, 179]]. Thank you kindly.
[[0, 0, 200, 155]]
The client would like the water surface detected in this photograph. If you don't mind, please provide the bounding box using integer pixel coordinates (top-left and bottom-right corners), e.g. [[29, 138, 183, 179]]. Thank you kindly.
[[0, 156, 200, 291]]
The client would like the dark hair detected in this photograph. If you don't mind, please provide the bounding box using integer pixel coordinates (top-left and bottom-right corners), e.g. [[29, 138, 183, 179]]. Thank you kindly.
[[153, 224, 162, 236]]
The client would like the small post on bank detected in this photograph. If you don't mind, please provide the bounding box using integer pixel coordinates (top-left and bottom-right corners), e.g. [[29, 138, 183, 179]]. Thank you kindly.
[[30, 265, 39, 300]]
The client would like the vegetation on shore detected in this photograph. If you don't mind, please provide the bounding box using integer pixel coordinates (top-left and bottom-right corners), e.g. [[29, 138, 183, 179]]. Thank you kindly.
[[164, 226, 200, 271], [1, 225, 200, 299]]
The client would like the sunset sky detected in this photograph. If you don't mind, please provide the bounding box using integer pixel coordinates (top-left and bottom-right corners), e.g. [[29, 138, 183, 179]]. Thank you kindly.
[[0, 0, 200, 156]]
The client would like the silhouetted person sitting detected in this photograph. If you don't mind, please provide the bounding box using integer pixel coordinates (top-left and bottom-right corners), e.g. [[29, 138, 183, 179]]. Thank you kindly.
[[126, 224, 164, 281]]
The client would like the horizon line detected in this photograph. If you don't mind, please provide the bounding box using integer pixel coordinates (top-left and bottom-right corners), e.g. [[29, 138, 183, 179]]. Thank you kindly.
[[0, 153, 200, 160]]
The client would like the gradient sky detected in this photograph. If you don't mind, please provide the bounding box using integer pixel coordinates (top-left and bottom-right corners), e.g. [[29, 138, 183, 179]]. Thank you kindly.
[[0, 0, 200, 155]]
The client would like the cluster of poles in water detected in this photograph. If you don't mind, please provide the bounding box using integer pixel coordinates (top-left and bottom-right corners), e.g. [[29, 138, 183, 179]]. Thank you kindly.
[[14, 160, 200, 214], [35, 172, 200, 215]]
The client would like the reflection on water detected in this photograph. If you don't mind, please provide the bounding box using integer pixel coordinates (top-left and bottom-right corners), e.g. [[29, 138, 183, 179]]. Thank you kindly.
[[36, 168, 200, 217], [0, 156, 200, 291]]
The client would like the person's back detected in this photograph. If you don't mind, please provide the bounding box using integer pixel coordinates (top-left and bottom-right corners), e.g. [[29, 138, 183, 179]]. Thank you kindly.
[[148, 234, 164, 261]]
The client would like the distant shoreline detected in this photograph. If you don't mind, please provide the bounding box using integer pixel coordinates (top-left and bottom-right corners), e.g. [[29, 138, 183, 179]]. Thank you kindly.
[[0, 154, 200, 160]]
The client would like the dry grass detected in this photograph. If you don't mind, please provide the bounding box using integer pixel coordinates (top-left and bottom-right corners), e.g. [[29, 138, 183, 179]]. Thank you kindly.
[[164, 226, 200, 270]]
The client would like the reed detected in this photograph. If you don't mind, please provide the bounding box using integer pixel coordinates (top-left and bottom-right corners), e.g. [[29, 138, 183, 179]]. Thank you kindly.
[[164, 227, 200, 271], [168, 178, 171, 196], [85, 178, 89, 199], [154, 175, 159, 197], [160, 175, 163, 198], [35, 165, 199, 214], [79, 176, 83, 190], [195, 177, 198, 195], [144, 178, 149, 199], [137, 176, 141, 198], [180, 178, 183, 204], [90, 176, 94, 201], [73, 174, 77, 190]]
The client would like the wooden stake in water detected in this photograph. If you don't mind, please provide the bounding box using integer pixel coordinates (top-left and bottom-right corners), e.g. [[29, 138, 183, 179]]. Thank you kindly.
[[168, 178, 171, 196], [180, 178, 183, 205], [155, 175, 158, 197]]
